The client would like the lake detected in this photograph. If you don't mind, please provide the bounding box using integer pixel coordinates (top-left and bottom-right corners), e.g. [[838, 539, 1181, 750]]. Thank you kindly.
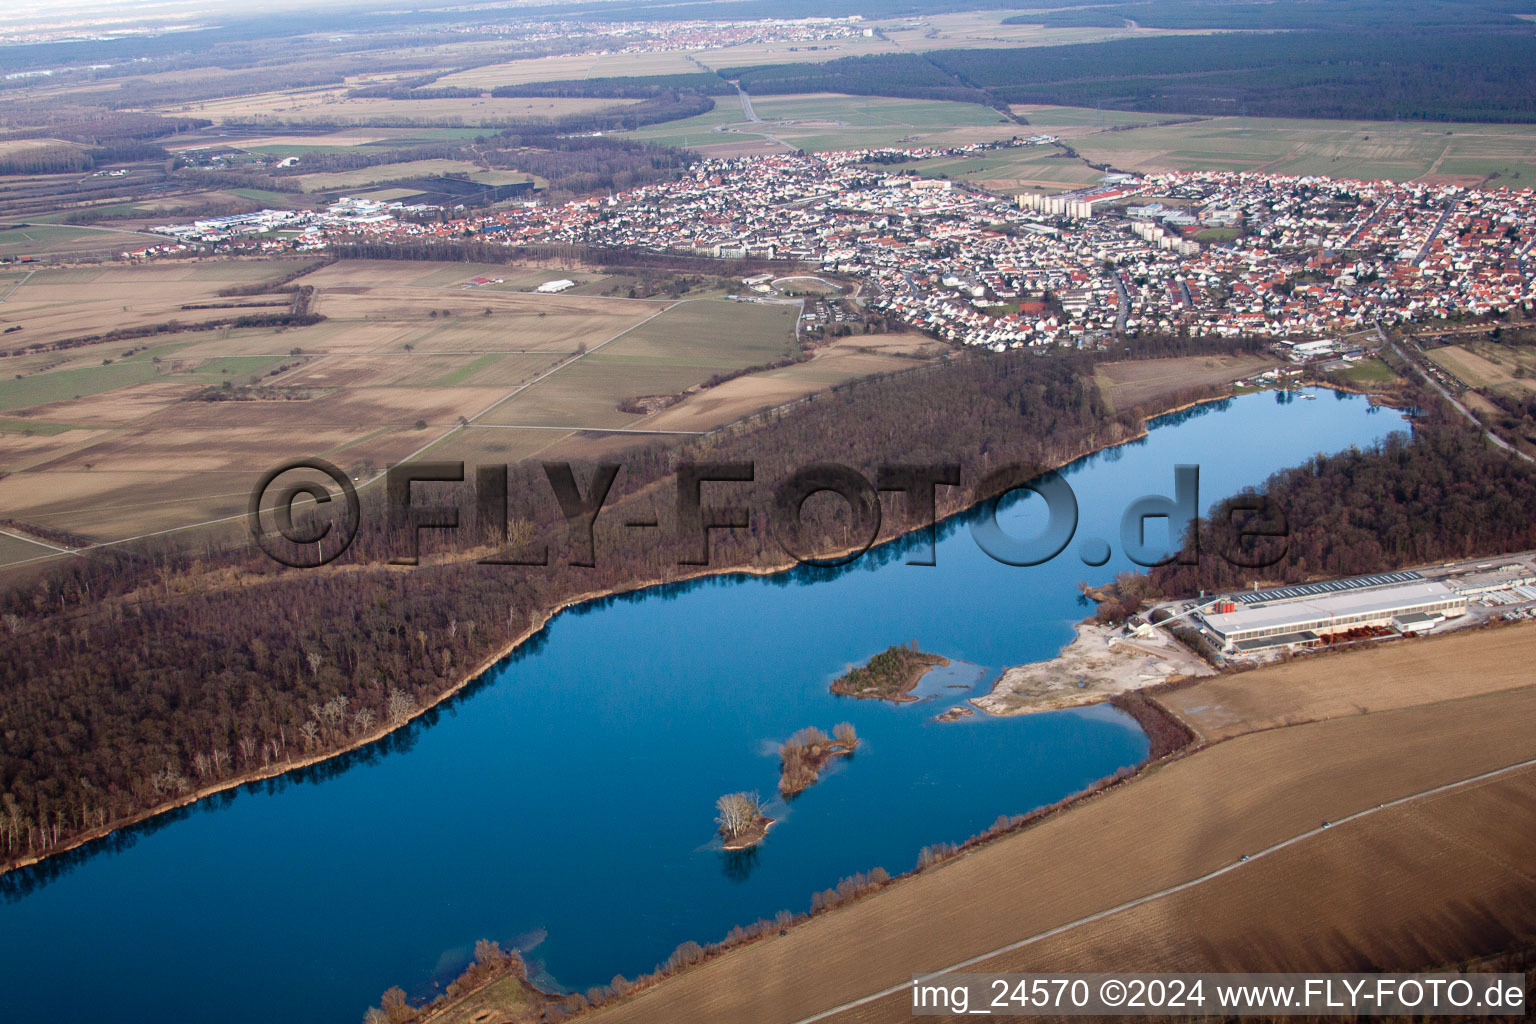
[[0, 388, 1407, 1023]]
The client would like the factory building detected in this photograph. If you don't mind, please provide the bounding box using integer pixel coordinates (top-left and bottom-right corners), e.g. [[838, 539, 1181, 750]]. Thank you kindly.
[[1198, 581, 1466, 653], [1448, 564, 1536, 595]]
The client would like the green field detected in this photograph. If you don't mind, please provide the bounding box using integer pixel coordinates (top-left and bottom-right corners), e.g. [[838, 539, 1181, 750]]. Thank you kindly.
[[1051, 110, 1536, 182], [294, 159, 490, 192], [0, 359, 162, 412], [433, 352, 504, 386], [1195, 227, 1243, 243], [0, 340, 291, 413], [1011, 105, 1171, 129], [873, 146, 1107, 192], [0, 417, 88, 435], [185, 355, 289, 380], [1335, 358, 1402, 386], [480, 298, 798, 428], [624, 94, 1019, 153], [229, 187, 304, 204], [0, 224, 138, 258], [243, 144, 375, 158]]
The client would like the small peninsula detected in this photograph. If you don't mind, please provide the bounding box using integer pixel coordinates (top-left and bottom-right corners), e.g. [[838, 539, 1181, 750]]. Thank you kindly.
[[830, 642, 949, 702], [970, 621, 1215, 716], [779, 724, 859, 797]]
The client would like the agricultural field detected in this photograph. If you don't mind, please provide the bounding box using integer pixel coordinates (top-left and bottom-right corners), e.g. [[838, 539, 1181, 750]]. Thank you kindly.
[[1010, 104, 1173, 130], [0, 223, 161, 258], [642, 332, 945, 434], [1039, 109, 1536, 183], [434, 50, 704, 89], [1092, 353, 1278, 413], [164, 129, 474, 156], [1427, 342, 1536, 396], [623, 93, 1021, 156], [586, 624, 1536, 1024], [477, 298, 799, 430], [292, 160, 493, 192], [682, 12, 1205, 71], [0, 261, 306, 351], [156, 87, 642, 127], [869, 11, 1218, 54], [0, 261, 882, 554], [0, 530, 60, 565], [1163, 625, 1536, 741]]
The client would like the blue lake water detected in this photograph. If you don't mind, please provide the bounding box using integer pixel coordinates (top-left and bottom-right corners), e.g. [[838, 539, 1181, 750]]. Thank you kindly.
[[0, 388, 1407, 1023]]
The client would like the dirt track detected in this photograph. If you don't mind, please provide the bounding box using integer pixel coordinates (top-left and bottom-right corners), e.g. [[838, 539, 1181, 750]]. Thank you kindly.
[[585, 623, 1536, 1024]]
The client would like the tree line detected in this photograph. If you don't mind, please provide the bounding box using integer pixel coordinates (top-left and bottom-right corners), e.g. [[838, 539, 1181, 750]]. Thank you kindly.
[[490, 73, 735, 99]]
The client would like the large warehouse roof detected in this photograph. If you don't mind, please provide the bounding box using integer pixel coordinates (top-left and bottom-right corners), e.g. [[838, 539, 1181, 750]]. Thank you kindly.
[[1232, 570, 1424, 604], [1202, 581, 1462, 639]]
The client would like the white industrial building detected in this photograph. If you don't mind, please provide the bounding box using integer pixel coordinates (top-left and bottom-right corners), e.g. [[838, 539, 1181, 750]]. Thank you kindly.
[[1448, 564, 1536, 595], [535, 278, 576, 293], [1198, 581, 1466, 653]]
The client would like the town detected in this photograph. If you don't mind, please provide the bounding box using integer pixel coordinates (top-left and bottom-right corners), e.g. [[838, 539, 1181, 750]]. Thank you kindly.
[[127, 139, 1536, 351]]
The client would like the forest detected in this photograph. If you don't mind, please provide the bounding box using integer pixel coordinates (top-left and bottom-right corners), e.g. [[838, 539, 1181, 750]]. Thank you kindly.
[[933, 32, 1536, 122], [1005, 0, 1536, 32], [714, 26, 1536, 123], [0, 141, 170, 178]]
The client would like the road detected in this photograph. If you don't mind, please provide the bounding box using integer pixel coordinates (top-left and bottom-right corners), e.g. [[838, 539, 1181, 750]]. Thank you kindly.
[[1340, 203, 1383, 250], [792, 754, 1536, 1024], [0, 268, 33, 303], [1414, 200, 1457, 263], [1111, 273, 1130, 333], [1378, 324, 1534, 465], [737, 84, 760, 123], [0, 526, 74, 555]]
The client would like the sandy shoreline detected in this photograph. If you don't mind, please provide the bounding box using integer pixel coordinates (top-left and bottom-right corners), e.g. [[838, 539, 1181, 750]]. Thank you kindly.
[[971, 620, 1215, 716]]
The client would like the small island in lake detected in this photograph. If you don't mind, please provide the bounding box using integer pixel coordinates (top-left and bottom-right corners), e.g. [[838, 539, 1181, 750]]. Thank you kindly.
[[779, 723, 859, 796], [830, 642, 949, 702], [715, 791, 774, 850]]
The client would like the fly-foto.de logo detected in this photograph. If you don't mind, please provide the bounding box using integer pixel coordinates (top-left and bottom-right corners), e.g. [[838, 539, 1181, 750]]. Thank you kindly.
[[248, 458, 1288, 571]]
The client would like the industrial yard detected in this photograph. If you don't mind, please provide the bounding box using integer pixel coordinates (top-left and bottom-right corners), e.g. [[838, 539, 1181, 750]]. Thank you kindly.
[[1144, 553, 1536, 664]]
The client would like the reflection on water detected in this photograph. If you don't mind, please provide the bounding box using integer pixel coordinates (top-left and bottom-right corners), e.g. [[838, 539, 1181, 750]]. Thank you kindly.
[[0, 389, 1409, 1024]]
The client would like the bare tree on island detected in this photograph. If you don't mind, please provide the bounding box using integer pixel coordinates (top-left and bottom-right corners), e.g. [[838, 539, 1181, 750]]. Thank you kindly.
[[715, 791, 762, 840], [834, 721, 859, 750]]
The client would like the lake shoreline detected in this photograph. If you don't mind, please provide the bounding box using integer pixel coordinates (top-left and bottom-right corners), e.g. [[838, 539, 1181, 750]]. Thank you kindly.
[[970, 620, 1216, 717], [0, 381, 1261, 881], [721, 816, 776, 851]]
